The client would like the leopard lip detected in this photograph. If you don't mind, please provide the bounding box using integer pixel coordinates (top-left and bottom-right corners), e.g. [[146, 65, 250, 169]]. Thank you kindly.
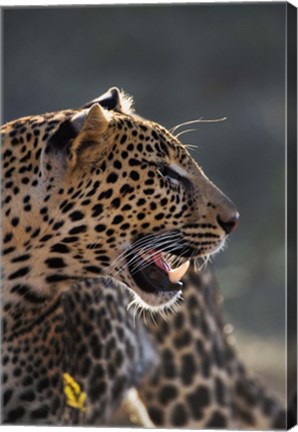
[[127, 250, 184, 294]]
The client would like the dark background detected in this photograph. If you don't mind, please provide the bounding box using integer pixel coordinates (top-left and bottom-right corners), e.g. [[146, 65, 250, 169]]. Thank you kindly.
[[2, 4, 287, 399]]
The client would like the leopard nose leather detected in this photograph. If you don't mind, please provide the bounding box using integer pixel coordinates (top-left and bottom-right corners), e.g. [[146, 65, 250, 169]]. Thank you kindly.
[[217, 212, 239, 234]]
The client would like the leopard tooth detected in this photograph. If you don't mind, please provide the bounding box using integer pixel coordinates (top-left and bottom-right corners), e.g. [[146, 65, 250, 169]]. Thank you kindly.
[[168, 260, 190, 283]]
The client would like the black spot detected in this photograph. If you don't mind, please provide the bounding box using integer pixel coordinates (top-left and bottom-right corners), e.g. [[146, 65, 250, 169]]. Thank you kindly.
[[111, 198, 120, 208], [61, 202, 74, 213], [19, 390, 36, 402], [69, 210, 84, 221], [53, 221, 65, 230], [13, 367, 22, 377], [130, 170, 140, 181], [148, 406, 164, 426], [174, 312, 184, 329], [144, 188, 154, 195], [90, 334, 103, 359], [30, 405, 50, 420], [92, 204, 103, 217], [37, 377, 50, 392], [201, 352, 211, 377], [237, 407, 255, 425], [86, 181, 101, 197], [120, 184, 134, 196], [6, 406, 25, 422], [11, 284, 47, 303], [129, 158, 141, 166], [8, 266, 30, 280], [46, 274, 70, 283], [22, 375, 33, 386], [39, 234, 53, 242], [3, 246, 15, 255], [152, 130, 158, 140], [173, 330, 192, 349], [107, 172, 118, 183], [50, 243, 70, 254], [163, 361, 176, 379], [213, 342, 225, 368], [120, 134, 127, 144], [112, 215, 123, 225], [68, 225, 87, 235], [95, 224, 106, 233], [81, 199, 91, 206], [121, 204, 132, 211], [158, 384, 178, 405], [11, 254, 31, 263], [181, 353, 197, 385], [206, 411, 227, 428], [113, 160, 122, 169], [61, 236, 78, 243], [84, 265, 101, 274], [3, 233, 13, 243], [89, 381, 107, 403], [45, 257, 66, 269], [31, 228, 41, 238], [171, 403, 188, 426], [215, 376, 226, 405], [98, 188, 113, 200], [186, 385, 210, 417], [3, 388, 13, 406], [11, 217, 19, 227]]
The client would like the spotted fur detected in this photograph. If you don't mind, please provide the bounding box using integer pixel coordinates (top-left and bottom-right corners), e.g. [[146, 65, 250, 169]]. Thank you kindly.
[[136, 265, 288, 430]]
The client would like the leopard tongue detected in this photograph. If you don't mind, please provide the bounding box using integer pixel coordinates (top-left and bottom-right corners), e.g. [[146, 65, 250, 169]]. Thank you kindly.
[[168, 260, 190, 283]]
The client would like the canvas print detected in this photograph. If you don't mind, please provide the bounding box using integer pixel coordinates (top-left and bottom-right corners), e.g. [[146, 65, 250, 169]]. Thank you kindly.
[[1, 2, 297, 429]]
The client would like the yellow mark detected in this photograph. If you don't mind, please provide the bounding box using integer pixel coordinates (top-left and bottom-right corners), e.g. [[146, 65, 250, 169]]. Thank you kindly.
[[63, 373, 87, 412]]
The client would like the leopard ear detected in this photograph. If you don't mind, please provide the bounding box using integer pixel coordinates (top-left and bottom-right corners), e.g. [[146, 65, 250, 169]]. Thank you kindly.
[[82, 87, 122, 111], [43, 103, 111, 172], [68, 103, 111, 167], [82, 87, 134, 114], [71, 103, 110, 138]]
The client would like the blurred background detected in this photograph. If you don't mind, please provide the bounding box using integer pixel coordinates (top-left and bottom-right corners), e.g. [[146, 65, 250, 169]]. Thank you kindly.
[[3, 4, 287, 401]]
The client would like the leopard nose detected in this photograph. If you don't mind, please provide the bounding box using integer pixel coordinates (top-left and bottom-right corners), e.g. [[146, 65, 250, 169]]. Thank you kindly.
[[217, 212, 239, 234]]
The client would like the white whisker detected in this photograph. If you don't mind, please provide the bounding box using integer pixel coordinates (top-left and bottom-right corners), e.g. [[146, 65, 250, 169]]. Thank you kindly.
[[175, 128, 197, 139], [170, 116, 227, 135]]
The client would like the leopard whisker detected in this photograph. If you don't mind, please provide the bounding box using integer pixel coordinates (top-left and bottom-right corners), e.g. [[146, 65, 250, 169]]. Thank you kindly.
[[170, 116, 227, 135]]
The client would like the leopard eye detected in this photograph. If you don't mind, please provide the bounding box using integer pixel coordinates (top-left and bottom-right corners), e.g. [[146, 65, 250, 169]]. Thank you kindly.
[[158, 164, 184, 186]]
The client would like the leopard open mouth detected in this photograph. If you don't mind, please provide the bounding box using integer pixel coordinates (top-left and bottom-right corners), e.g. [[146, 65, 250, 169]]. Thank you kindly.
[[127, 233, 195, 297]]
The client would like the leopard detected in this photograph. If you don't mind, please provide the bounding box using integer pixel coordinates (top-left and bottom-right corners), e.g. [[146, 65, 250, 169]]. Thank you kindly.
[[1, 87, 239, 424]]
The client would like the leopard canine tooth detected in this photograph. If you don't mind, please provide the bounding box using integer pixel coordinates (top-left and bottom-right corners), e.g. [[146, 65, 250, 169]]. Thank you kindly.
[[168, 260, 190, 283]]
